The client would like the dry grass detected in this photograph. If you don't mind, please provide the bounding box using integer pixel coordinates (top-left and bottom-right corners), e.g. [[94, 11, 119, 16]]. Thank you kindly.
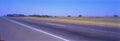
[[26, 17, 120, 27]]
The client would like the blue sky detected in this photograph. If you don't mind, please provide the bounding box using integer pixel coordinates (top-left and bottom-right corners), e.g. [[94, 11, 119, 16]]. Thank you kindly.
[[0, 0, 120, 16]]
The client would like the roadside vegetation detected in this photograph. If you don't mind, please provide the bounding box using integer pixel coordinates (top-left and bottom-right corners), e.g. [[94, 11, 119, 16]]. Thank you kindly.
[[28, 17, 120, 27], [5, 14, 120, 27], [5, 14, 52, 17], [6, 14, 26, 17]]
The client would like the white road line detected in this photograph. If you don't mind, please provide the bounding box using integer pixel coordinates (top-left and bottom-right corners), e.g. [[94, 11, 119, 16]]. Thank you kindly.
[[46, 23, 66, 27], [3, 17, 69, 41]]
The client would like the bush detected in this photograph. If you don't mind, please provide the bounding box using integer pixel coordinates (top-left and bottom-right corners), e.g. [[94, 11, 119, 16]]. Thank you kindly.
[[113, 15, 119, 17], [29, 15, 41, 17], [29, 15, 52, 17], [67, 15, 71, 17], [78, 15, 82, 17], [6, 14, 25, 17]]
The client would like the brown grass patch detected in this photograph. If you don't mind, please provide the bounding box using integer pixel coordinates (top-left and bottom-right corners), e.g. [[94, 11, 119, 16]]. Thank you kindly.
[[26, 17, 120, 27]]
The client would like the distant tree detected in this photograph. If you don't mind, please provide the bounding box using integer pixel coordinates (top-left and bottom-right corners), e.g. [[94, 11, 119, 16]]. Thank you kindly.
[[29, 14, 52, 17], [78, 15, 82, 17], [29, 14, 41, 17], [6, 14, 13, 17], [6, 14, 25, 17], [113, 15, 119, 17], [42, 15, 52, 17], [54, 16, 57, 17], [67, 15, 71, 17]]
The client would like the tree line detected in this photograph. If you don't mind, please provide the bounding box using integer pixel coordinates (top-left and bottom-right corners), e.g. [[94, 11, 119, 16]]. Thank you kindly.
[[5, 14, 52, 17], [5, 14, 119, 17], [5, 14, 83, 17]]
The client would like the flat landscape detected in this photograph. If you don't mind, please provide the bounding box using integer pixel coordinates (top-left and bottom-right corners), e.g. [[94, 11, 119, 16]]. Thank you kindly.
[[0, 17, 120, 41], [0, 0, 120, 41], [28, 17, 120, 27]]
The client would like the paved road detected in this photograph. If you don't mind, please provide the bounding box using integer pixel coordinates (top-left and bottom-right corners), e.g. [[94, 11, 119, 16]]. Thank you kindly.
[[0, 17, 120, 41]]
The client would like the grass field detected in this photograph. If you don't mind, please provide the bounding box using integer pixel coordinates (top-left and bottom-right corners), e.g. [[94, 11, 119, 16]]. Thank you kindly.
[[26, 17, 120, 27]]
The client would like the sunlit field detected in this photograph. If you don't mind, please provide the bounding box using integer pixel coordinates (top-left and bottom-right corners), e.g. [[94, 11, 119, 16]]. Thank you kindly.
[[26, 17, 120, 27]]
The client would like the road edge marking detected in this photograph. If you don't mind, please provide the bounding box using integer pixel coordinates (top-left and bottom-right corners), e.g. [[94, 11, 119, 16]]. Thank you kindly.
[[3, 17, 69, 41]]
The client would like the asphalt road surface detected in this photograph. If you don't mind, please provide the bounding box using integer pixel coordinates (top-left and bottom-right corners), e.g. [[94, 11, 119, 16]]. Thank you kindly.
[[0, 17, 120, 41]]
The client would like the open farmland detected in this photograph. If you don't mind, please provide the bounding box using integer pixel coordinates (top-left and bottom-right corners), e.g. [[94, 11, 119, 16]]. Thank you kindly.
[[27, 17, 120, 27]]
